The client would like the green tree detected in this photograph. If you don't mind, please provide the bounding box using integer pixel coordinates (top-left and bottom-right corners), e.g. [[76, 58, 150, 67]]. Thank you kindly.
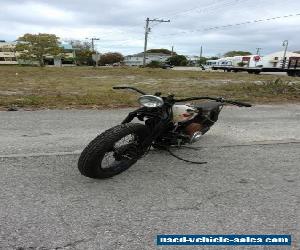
[[16, 33, 62, 67], [71, 41, 94, 66], [99, 52, 124, 66], [146, 49, 176, 55], [223, 51, 252, 57], [208, 56, 219, 60], [166, 55, 188, 66]]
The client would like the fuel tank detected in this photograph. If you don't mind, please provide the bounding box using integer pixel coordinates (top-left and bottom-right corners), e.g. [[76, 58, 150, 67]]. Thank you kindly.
[[172, 104, 197, 123]]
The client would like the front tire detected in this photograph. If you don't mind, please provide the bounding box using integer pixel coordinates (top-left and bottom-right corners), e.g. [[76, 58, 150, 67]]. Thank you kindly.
[[78, 123, 149, 179]]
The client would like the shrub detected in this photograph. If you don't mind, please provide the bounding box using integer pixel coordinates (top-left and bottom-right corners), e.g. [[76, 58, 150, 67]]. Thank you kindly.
[[146, 61, 161, 68]]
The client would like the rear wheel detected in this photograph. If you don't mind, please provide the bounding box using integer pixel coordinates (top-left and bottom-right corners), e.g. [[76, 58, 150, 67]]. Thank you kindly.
[[78, 123, 149, 179]]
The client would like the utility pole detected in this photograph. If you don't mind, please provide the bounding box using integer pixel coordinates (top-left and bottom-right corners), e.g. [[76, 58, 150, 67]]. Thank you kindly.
[[199, 45, 205, 69], [70, 40, 77, 66], [282, 40, 288, 69], [256, 47, 262, 55], [171, 45, 174, 57], [254, 47, 262, 67], [199, 45, 203, 66], [143, 18, 170, 67], [91, 38, 100, 52], [86, 37, 100, 67], [200, 46, 203, 58]]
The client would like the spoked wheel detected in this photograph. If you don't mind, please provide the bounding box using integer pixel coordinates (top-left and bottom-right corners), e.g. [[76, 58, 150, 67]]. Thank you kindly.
[[78, 123, 149, 179]]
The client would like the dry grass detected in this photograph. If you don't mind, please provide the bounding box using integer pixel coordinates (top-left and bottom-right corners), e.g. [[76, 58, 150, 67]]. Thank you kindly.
[[0, 66, 299, 109]]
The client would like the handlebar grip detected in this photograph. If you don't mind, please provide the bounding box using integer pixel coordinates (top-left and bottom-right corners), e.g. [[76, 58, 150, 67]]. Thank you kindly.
[[228, 100, 252, 107], [113, 86, 127, 89]]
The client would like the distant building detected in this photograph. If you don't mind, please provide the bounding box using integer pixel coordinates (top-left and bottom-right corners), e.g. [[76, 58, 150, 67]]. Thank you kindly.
[[0, 40, 75, 66], [44, 43, 75, 66], [0, 41, 18, 65], [124, 52, 171, 66], [186, 55, 200, 66]]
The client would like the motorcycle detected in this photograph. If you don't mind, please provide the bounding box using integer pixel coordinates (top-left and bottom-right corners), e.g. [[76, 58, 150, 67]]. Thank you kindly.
[[78, 86, 251, 179]]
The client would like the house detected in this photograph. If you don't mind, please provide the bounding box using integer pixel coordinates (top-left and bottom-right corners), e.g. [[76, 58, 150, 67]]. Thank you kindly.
[[0, 41, 18, 65], [124, 52, 171, 66], [0, 40, 75, 66], [186, 55, 200, 66], [43, 43, 75, 66], [260, 51, 300, 68]]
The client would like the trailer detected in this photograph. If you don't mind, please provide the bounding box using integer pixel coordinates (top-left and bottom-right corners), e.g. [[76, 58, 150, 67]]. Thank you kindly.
[[211, 65, 261, 74], [212, 65, 300, 76], [212, 57, 300, 77], [211, 51, 300, 77]]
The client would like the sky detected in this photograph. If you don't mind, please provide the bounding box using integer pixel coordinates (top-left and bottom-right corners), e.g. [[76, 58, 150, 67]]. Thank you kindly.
[[1, 0, 300, 56]]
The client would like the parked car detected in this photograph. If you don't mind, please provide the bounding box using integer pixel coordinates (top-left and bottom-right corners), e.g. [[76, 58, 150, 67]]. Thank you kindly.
[[161, 64, 173, 69]]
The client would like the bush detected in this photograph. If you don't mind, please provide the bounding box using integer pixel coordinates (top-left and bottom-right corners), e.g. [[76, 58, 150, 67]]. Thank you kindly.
[[99, 52, 124, 66], [146, 61, 161, 68], [166, 55, 187, 66]]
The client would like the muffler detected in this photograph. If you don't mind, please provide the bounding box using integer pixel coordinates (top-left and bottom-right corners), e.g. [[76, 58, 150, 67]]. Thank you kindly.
[[184, 123, 203, 143], [190, 131, 202, 143]]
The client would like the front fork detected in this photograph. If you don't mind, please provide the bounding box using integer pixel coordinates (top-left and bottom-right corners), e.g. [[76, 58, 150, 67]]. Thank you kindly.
[[121, 107, 172, 149]]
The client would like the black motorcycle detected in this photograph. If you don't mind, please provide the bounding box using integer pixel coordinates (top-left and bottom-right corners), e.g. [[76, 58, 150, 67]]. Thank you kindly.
[[78, 86, 251, 179]]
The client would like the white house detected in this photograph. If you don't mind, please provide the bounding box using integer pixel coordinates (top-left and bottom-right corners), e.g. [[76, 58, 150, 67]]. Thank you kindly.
[[186, 55, 200, 65], [124, 52, 171, 66], [0, 41, 18, 65], [260, 51, 300, 68]]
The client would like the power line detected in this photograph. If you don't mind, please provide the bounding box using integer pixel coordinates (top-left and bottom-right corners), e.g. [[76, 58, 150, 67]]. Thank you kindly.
[[164, 0, 242, 18], [157, 13, 300, 37], [152, 0, 241, 30], [152, 0, 248, 30], [150, 0, 255, 38], [204, 13, 300, 31]]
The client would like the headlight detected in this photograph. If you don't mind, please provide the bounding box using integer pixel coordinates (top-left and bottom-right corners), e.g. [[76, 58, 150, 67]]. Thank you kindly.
[[138, 95, 164, 108]]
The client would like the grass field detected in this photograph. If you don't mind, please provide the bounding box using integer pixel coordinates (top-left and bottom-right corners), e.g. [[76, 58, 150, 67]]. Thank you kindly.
[[0, 66, 299, 110]]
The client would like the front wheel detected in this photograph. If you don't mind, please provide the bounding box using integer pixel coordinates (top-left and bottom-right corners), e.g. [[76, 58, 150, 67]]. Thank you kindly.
[[78, 123, 149, 179]]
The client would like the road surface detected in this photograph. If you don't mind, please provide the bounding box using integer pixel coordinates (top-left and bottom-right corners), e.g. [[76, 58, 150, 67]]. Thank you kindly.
[[0, 105, 299, 249]]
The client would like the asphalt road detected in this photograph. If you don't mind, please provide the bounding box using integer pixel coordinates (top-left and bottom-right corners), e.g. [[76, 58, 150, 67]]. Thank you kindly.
[[0, 105, 299, 250]]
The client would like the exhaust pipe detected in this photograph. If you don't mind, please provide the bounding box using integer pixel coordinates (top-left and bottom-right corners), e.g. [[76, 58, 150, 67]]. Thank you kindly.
[[190, 131, 202, 143], [185, 122, 203, 143]]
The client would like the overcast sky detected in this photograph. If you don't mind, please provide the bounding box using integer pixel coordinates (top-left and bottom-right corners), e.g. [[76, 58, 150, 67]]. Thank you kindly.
[[1, 0, 300, 56]]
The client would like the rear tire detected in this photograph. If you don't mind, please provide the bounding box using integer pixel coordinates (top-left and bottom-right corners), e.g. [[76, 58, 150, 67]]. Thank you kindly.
[[78, 123, 149, 179]]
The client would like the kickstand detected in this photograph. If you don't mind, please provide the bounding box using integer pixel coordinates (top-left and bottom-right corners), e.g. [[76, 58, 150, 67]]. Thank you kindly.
[[175, 145, 202, 150], [156, 144, 207, 165]]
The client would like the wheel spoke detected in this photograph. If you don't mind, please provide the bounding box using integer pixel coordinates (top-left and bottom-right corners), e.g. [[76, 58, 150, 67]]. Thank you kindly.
[[102, 133, 139, 169]]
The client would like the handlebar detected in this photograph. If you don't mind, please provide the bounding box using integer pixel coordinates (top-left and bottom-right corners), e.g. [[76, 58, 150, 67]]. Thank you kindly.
[[222, 100, 252, 107], [112, 86, 146, 95], [112, 86, 251, 107], [175, 96, 252, 107]]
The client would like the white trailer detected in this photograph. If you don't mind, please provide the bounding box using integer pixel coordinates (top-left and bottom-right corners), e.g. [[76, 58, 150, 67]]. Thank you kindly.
[[260, 51, 300, 68]]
